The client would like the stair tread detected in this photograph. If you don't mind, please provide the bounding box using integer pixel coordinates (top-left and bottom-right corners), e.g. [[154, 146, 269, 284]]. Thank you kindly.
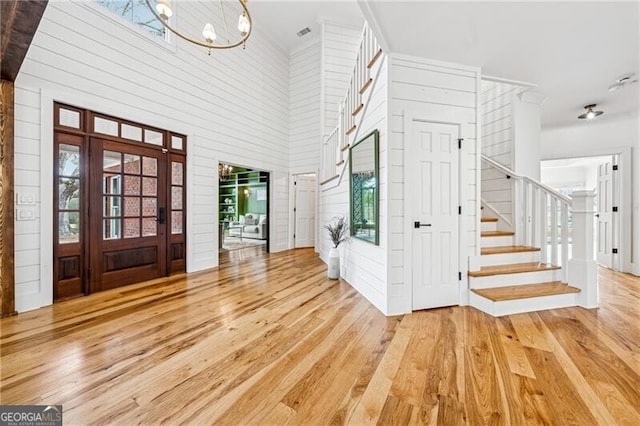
[[468, 262, 561, 277], [481, 246, 541, 255], [472, 282, 580, 302], [481, 230, 515, 237], [481, 217, 498, 222]]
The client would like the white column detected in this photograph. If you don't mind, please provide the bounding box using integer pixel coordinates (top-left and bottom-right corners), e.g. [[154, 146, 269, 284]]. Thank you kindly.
[[568, 190, 598, 308]]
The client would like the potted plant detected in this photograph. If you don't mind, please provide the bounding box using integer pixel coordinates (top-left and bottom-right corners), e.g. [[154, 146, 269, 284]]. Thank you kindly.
[[324, 216, 349, 279]]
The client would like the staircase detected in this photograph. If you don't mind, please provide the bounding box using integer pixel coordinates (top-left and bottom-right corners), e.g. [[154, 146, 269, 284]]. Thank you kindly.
[[468, 158, 582, 317]]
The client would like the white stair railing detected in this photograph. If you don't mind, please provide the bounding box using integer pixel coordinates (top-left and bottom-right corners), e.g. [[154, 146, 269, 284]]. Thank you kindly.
[[482, 155, 571, 282], [321, 23, 381, 183]]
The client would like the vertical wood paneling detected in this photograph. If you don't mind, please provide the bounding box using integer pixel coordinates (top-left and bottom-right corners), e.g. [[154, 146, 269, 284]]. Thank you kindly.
[[0, 80, 16, 316]]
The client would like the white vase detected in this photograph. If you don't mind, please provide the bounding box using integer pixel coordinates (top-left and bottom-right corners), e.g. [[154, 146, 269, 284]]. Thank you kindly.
[[328, 247, 340, 279]]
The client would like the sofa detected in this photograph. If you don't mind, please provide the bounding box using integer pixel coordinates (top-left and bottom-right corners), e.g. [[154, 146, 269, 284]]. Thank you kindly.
[[229, 213, 267, 240]]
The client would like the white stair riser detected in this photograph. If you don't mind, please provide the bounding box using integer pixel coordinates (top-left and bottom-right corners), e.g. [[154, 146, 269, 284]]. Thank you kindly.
[[481, 235, 514, 247], [470, 292, 579, 317], [469, 269, 561, 289], [481, 221, 498, 232], [480, 251, 540, 267]]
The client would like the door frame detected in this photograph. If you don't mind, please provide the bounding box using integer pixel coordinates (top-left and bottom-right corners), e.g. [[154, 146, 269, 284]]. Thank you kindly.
[[403, 112, 468, 310], [595, 155, 620, 271], [290, 172, 318, 249]]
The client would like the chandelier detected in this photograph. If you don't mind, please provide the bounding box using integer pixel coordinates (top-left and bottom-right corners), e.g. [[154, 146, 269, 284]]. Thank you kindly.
[[144, 0, 252, 53], [219, 163, 234, 180]]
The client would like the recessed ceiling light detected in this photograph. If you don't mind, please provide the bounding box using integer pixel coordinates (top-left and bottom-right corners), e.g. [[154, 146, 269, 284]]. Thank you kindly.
[[578, 104, 604, 120], [296, 27, 311, 37]]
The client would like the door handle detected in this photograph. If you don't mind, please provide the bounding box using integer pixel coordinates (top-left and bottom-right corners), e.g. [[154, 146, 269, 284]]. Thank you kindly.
[[414, 221, 432, 228], [158, 207, 166, 224], [594, 214, 600, 218]]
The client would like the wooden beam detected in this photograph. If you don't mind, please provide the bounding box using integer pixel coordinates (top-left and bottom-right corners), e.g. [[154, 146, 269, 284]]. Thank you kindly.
[[1, 0, 49, 81], [0, 79, 16, 317]]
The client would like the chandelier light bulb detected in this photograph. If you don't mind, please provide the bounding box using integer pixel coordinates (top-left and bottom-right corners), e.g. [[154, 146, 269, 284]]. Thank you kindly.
[[202, 23, 217, 44], [238, 13, 251, 36], [155, 0, 173, 21]]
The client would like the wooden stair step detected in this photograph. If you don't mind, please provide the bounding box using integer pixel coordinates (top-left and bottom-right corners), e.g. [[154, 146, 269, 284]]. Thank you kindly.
[[468, 262, 560, 277], [481, 230, 515, 237], [359, 78, 372, 94], [340, 144, 350, 152], [367, 48, 383, 69], [471, 282, 580, 302], [336, 160, 345, 166], [346, 125, 356, 135], [481, 217, 498, 222], [481, 246, 541, 255], [352, 104, 363, 116], [319, 175, 339, 185]]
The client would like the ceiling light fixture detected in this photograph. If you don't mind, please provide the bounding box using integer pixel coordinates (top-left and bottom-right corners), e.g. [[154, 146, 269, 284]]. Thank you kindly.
[[608, 72, 638, 92], [577, 104, 604, 120], [144, 0, 252, 54]]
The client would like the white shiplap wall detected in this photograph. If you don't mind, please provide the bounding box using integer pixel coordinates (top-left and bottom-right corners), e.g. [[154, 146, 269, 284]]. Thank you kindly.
[[289, 36, 321, 174], [388, 54, 481, 314], [13, 1, 290, 312], [480, 80, 520, 226]]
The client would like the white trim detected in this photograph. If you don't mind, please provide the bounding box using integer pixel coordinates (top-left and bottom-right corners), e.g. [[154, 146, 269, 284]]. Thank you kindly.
[[482, 74, 538, 88], [185, 135, 197, 272]]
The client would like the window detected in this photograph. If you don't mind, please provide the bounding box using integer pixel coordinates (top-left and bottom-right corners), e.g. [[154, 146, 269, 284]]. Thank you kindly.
[[96, 0, 167, 40]]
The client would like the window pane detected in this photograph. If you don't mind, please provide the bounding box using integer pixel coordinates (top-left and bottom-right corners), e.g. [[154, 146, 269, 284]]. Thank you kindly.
[[104, 218, 121, 240], [124, 154, 141, 174], [124, 197, 140, 217], [144, 129, 163, 146], [171, 186, 182, 210], [95, 117, 118, 136], [124, 218, 140, 238], [142, 177, 157, 196], [171, 162, 183, 185], [124, 175, 141, 195], [171, 135, 183, 150], [59, 212, 80, 244], [103, 196, 122, 217], [142, 217, 156, 236], [96, 0, 166, 39], [171, 211, 183, 234], [103, 151, 121, 173], [121, 124, 142, 141], [59, 108, 80, 128], [59, 144, 80, 176], [142, 156, 157, 177], [103, 174, 121, 195], [142, 197, 157, 216], [59, 178, 80, 210]]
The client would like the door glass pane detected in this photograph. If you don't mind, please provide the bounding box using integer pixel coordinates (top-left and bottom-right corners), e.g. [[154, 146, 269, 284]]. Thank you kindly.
[[121, 124, 142, 141], [59, 108, 80, 129], [103, 174, 121, 195], [142, 177, 157, 196], [124, 175, 141, 195], [144, 129, 163, 146], [59, 178, 80, 209], [104, 196, 122, 217], [103, 151, 121, 173], [171, 135, 183, 150], [123, 218, 140, 238], [59, 144, 80, 176], [142, 157, 157, 176], [142, 217, 157, 236], [124, 154, 141, 174], [171, 162, 183, 185], [59, 212, 80, 243], [171, 211, 183, 234], [95, 117, 118, 136], [142, 197, 157, 216], [103, 218, 121, 239], [171, 186, 182, 209], [124, 197, 140, 217]]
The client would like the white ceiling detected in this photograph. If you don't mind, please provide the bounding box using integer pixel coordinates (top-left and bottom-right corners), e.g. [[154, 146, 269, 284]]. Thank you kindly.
[[249, 1, 638, 129]]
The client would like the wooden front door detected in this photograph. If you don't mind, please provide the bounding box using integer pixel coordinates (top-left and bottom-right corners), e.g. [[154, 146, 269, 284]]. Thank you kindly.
[[90, 138, 167, 292]]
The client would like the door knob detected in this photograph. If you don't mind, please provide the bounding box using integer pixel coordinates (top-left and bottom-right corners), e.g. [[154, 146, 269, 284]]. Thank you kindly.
[[414, 221, 432, 228]]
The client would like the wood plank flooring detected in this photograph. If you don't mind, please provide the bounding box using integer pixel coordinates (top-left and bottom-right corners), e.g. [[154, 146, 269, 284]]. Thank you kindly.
[[1, 248, 639, 424]]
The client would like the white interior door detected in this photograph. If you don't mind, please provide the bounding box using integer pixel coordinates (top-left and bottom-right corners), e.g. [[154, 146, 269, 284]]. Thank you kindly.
[[294, 174, 316, 248], [596, 159, 614, 268], [409, 121, 460, 310]]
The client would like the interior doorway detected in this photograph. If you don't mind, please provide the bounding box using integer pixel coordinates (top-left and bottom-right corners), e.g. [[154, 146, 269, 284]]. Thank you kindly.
[[541, 154, 620, 270], [293, 173, 317, 248], [218, 163, 269, 254]]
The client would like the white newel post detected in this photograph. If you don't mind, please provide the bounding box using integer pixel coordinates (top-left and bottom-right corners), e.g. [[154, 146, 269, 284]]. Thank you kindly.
[[568, 190, 598, 308]]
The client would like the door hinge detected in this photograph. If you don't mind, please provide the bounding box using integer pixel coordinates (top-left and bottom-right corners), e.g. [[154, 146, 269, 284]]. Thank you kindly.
[[458, 206, 462, 215], [293, 207, 296, 212], [612, 248, 618, 254], [458, 272, 462, 281], [294, 181, 297, 185], [613, 206, 618, 212], [293, 233, 296, 239], [458, 138, 463, 149], [613, 165, 618, 171]]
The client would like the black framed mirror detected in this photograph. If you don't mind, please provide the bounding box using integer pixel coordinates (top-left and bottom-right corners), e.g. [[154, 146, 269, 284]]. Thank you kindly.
[[349, 129, 379, 245]]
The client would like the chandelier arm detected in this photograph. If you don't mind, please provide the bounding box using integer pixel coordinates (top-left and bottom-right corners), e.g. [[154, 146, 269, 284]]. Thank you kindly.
[[219, 0, 231, 44], [143, 0, 252, 50]]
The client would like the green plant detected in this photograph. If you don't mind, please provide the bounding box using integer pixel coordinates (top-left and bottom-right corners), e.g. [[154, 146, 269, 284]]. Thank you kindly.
[[324, 216, 349, 248]]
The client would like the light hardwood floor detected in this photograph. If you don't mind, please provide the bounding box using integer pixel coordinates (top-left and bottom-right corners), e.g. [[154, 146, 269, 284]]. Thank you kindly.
[[1, 248, 639, 424]]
